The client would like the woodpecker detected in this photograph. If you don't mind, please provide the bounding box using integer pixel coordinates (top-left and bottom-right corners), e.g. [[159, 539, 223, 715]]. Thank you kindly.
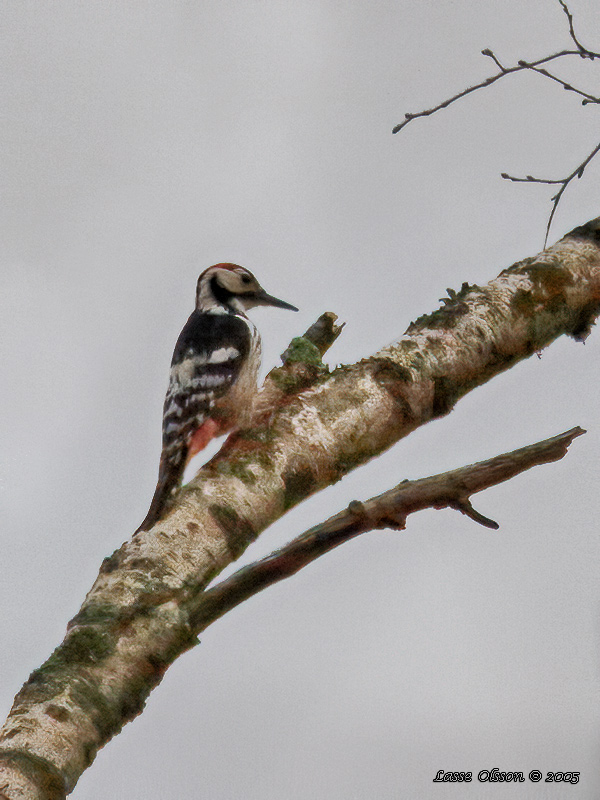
[[135, 263, 298, 533]]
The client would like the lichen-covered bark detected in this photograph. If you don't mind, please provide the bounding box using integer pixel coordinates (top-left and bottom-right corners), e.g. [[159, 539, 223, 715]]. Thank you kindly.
[[1, 220, 600, 799]]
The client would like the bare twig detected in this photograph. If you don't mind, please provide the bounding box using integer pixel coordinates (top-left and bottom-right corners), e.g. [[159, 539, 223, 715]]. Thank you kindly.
[[502, 141, 600, 246], [393, 0, 600, 245], [558, 0, 595, 56], [392, 48, 600, 135], [520, 62, 600, 103], [190, 427, 585, 631]]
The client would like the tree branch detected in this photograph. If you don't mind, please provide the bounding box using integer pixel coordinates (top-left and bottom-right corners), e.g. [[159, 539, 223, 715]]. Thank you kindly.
[[502, 141, 600, 247], [393, 0, 600, 243], [392, 47, 599, 135], [558, 0, 595, 57], [189, 427, 585, 630], [1, 218, 600, 797], [255, 311, 345, 413]]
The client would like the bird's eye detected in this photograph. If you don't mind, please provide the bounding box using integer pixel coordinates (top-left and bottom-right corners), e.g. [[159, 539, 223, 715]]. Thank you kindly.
[[241, 275, 251, 284]]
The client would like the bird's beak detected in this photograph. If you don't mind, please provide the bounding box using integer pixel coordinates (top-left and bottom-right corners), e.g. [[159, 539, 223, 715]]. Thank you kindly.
[[254, 289, 299, 311]]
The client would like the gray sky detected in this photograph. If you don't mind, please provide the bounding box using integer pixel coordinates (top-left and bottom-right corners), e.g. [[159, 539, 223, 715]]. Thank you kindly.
[[1, 1, 600, 797]]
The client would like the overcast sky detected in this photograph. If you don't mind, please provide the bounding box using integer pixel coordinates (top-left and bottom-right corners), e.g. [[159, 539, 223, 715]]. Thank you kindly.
[[1, 1, 600, 797]]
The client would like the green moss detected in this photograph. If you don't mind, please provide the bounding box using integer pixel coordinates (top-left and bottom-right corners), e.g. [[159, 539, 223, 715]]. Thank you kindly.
[[506, 258, 594, 344], [21, 655, 122, 743], [100, 548, 124, 574], [14, 614, 200, 759], [70, 603, 122, 628], [432, 375, 461, 418], [117, 671, 153, 722], [334, 453, 364, 476], [267, 360, 327, 394], [447, 282, 481, 300], [23, 661, 66, 693], [268, 367, 300, 393], [264, 335, 329, 395], [213, 458, 257, 485], [116, 629, 198, 725], [511, 288, 536, 315], [545, 293, 570, 316], [281, 337, 324, 366], [209, 503, 257, 557], [26, 627, 114, 677], [501, 253, 600, 341], [22, 627, 115, 691], [60, 627, 114, 665], [236, 426, 276, 444], [334, 447, 375, 479], [406, 310, 440, 332], [282, 466, 318, 510], [406, 282, 479, 333], [254, 450, 275, 470]]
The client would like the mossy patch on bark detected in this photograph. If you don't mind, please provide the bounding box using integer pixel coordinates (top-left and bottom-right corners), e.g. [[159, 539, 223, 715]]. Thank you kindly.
[[208, 504, 257, 558], [282, 466, 318, 510], [406, 283, 480, 333]]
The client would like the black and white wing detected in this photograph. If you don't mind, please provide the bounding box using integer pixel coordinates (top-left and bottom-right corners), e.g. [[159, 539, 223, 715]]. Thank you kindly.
[[135, 311, 252, 532]]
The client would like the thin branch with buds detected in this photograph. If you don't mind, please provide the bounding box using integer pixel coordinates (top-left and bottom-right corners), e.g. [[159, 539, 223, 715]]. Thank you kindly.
[[393, 0, 600, 245], [502, 141, 600, 246], [557, 0, 595, 57], [392, 48, 600, 136]]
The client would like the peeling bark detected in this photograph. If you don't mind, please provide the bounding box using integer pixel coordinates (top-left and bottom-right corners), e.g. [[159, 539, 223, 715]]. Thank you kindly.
[[1, 219, 599, 798]]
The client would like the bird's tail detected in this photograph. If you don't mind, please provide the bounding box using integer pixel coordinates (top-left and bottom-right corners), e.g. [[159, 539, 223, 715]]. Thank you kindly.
[[134, 450, 187, 534]]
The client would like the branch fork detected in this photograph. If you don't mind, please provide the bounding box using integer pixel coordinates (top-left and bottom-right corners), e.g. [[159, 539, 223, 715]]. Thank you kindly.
[[1, 214, 599, 798], [393, 0, 600, 243]]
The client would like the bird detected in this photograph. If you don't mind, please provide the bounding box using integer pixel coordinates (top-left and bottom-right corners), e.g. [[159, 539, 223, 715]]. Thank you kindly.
[[135, 263, 298, 534]]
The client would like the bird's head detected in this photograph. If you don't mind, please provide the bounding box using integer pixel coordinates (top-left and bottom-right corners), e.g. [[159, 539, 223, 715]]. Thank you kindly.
[[196, 263, 298, 315]]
